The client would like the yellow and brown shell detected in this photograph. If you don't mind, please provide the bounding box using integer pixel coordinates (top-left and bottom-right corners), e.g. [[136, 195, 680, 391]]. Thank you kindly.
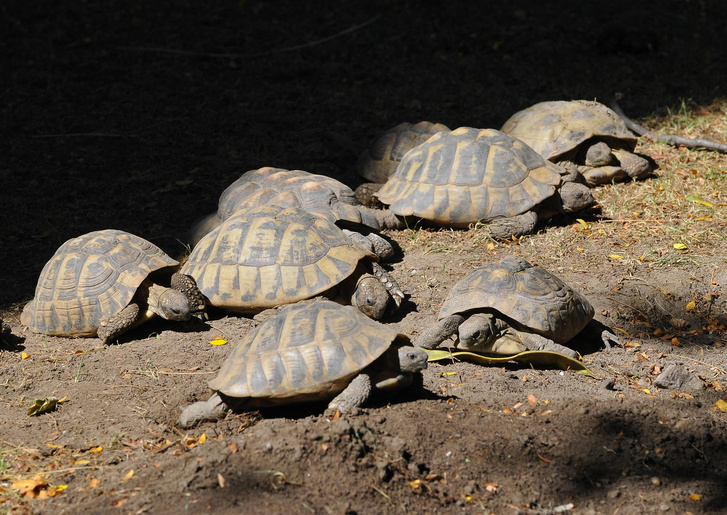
[[21, 229, 179, 337], [208, 299, 410, 406], [439, 257, 594, 343], [181, 204, 375, 313], [374, 127, 564, 227], [357, 121, 450, 183], [500, 100, 638, 162]]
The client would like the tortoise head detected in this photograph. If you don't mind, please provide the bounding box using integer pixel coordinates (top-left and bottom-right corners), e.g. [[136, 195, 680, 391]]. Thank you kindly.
[[156, 289, 194, 321], [397, 346, 428, 373], [457, 313, 499, 351], [350, 275, 390, 320]]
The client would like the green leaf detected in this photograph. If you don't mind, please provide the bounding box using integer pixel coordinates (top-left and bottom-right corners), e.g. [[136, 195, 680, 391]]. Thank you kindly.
[[425, 349, 593, 376]]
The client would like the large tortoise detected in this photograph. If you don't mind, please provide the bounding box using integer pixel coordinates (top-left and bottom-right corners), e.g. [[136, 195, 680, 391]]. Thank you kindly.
[[501, 100, 653, 185], [374, 127, 595, 238], [416, 257, 619, 359], [188, 167, 403, 252], [179, 299, 428, 427], [355, 121, 450, 206], [21, 229, 206, 343], [181, 204, 404, 319]]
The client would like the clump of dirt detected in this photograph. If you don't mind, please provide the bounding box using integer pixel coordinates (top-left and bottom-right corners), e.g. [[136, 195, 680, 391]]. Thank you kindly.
[[2, 1, 727, 513]]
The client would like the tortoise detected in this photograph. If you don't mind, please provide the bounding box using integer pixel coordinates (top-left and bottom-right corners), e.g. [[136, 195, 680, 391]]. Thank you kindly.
[[181, 204, 404, 320], [178, 299, 428, 427], [374, 127, 595, 238], [188, 167, 403, 256], [355, 121, 450, 206], [501, 100, 653, 185], [21, 229, 206, 344], [416, 257, 619, 359]]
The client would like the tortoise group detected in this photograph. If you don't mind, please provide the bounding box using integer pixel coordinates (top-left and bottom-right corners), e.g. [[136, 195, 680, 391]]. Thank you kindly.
[[17, 99, 637, 423]]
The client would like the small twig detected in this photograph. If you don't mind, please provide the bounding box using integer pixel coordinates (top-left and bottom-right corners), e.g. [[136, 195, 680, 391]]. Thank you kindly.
[[611, 93, 727, 153], [670, 354, 727, 376], [120, 15, 380, 59]]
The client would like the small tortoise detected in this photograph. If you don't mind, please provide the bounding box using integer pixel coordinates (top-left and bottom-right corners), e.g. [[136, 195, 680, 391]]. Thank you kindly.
[[501, 100, 653, 185], [188, 167, 403, 253], [182, 204, 404, 319], [416, 257, 619, 359], [178, 299, 428, 427], [355, 121, 450, 206], [21, 230, 206, 343], [374, 127, 595, 237]]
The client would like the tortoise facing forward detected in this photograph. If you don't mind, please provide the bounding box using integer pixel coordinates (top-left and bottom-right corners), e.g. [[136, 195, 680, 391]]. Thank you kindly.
[[374, 127, 595, 237], [416, 257, 619, 358], [21, 230, 206, 343], [178, 299, 428, 427], [501, 100, 653, 185]]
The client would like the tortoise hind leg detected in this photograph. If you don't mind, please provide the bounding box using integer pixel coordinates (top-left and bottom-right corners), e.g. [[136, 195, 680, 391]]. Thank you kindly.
[[98, 303, 141, 344], [178, 393, 230, 428]]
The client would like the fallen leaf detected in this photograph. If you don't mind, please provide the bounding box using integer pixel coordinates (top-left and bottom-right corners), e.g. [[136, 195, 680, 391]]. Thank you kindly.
[[485, 482, 499, 492], [27, 397, 61, 417], [671, 337, 680, 347], [686, 301, 696, 311], [123, 469, 134, 481], [575, 218, 589, 230], [425, 349, 592, 375], [228, 442, 239, 453], [89, 446, 103, 454], [217, 473, 226, 488], [112, 498, 128, 507], [89, 478, 100, 488], [537, 454, 554, 463], [11, 479, 46, 496], [73, 459, 90, 465], [198, 433, 207, 444], [409, 479, 422, 490], [608, 254, 624, 260], [527, 394, 537, 406], [689, 493, 701, 501], [673, 243, 689, 251], [715, 399, 727, 412], [209, 338, 227, 346], [21, 351, 30, 360], [686, 195, 714, 207]]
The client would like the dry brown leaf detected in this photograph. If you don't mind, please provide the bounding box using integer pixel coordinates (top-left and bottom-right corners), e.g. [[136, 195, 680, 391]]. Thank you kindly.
[[123, 469, 134, 481], [527, 394, 537, 406]]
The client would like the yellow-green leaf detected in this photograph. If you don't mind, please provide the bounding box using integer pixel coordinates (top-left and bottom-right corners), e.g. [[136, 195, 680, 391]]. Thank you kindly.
[[715, 399, 727, 412], [575, 219, 589, 230], [209, 338, 228, 346], [425, 349, 592, 376], [686, 195, 714, 208], [608, 254, 624, 260], [673, 243, 689, 251], [686, 301, 696, 311], [27, 397, 61, 417]]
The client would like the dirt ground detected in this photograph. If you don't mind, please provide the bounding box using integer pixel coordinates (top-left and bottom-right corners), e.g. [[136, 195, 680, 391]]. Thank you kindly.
[[3, 1, 727, 513]]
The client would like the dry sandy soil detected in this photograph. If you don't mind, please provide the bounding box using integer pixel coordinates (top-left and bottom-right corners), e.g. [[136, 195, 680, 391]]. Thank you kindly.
[[2, 1, 727, 514]]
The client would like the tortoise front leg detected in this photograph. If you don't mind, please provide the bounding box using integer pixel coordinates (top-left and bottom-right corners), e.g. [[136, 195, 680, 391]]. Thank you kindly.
[[171, 272, 207, 319], [370, 261, 404, 308], [326, 373, 373, 414], [97, 302, 141, 344], [414, 314, 465, 349]]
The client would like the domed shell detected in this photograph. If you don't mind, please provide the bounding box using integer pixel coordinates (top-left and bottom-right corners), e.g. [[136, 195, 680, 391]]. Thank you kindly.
[[439, 257, 594, 342], [500, 100, 638, 162], [374, 127, 564, 227], [357, 121, 450, 183], [217, 167, 367, 225], [181, 204, 375, 313], [21, 229, 179, 337], [208, 300, 410, 406]]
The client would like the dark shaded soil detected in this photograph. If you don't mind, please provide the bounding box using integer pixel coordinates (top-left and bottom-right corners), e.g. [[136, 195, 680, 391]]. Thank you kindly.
[[2, 1, 727, 514]]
